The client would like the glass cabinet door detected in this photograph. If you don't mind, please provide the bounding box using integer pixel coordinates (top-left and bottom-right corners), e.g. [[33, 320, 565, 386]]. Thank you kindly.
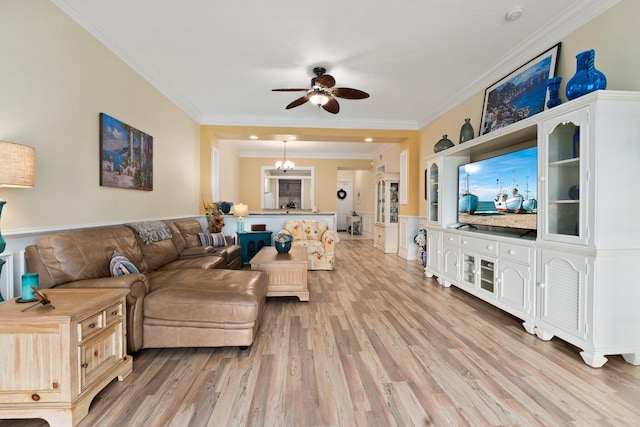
[[462, 253, 476, 286], [389, 182, 399, 223], [541, 107, 588, 244], [376, 179, 385, 223], [428, 162, 439, 223], [479, 259, 496, 294]]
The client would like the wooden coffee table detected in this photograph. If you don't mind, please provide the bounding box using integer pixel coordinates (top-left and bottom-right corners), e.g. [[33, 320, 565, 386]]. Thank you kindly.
[[250, 246, 309, 301]]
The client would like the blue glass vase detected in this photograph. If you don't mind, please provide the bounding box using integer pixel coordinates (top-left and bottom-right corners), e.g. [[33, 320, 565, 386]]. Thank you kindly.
[[546, 76, 562, 108], [275, 241, 291, 253], [565, 49, 607, 100]]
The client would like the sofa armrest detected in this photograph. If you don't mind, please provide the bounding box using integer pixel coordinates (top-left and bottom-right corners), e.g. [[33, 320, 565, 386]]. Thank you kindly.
[[58, 274, 149, 293], [159, 255, 226, 270], [56, 274, 148, 353], [322, 230, 340, 246], [179, 245, 215, 259]]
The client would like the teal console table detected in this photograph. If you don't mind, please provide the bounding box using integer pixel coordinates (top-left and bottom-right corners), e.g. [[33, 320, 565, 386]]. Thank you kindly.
[[236, 231, 272, 263]]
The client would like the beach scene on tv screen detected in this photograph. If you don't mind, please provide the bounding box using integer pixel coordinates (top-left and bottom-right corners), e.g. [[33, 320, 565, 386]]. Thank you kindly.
[[458, 146, 537, 230]]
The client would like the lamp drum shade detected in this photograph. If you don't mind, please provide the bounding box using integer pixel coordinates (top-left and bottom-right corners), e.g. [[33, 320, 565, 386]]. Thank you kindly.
[[234, 204, 249, 217], [0, 142, 35, 188]]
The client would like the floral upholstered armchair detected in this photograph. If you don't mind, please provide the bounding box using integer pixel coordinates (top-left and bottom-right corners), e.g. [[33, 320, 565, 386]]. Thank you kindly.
[[283, 219, 340, 270]]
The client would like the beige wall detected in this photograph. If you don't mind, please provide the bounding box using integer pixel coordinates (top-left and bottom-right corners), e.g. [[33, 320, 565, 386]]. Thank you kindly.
[[0, 0, 201, 232], [238, 157, 372, 212], [199, 125, 419, 215], [353, 169, 375, 213], [418, 0, 640, 218]]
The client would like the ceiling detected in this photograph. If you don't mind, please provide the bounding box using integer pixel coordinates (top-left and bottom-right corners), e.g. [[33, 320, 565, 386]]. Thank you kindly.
[[52, 0, 618, 158]]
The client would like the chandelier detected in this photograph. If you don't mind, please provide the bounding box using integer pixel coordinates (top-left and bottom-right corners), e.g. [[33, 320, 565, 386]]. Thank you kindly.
[[275, 140, 294, 172]]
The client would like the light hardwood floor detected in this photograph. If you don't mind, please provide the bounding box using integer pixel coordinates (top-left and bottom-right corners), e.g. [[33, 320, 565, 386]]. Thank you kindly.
[[3, 238, 640, 426]]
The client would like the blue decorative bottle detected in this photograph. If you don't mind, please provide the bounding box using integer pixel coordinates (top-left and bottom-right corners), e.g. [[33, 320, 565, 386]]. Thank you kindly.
[[565, 49, 607, 100], [546, 77, 562, 108]]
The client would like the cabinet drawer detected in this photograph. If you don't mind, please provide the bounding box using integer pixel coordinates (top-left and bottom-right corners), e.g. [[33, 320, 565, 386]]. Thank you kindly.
[[78, 312, 104, 342], [105, 303, 124, 327], [460, 236, 497, 255], [442, 233, 460, 247], [499, 243, 531, 264]]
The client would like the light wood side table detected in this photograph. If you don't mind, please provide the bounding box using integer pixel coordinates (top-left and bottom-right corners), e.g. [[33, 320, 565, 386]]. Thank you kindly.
[[250, 246, 309, 301], [346, 215, 361, 236], [0, 288, 133, 427]]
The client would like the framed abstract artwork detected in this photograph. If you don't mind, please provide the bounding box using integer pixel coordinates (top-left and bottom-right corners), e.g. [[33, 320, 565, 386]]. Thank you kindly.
[[100, 113, 153, 191], [480, 43, 561, 136]]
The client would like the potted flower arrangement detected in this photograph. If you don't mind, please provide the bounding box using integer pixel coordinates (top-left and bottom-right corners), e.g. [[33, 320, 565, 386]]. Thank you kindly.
[[414, 229, 427, 267], [204, 201, 225, 232], [274, 230, 293, 254]]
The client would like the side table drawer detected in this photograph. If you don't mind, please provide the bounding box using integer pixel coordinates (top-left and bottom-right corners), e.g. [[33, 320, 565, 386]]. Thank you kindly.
[[105, 303, 124, 327], [78, 312, 104, 342]]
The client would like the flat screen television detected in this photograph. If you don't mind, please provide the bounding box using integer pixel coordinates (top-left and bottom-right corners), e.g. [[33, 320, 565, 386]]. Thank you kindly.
[[457, 146, 537, 233]]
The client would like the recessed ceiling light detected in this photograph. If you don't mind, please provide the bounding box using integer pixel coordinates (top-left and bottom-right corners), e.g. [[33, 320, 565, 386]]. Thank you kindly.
[[288, 136, 297, 141], [365, 137, 373, 142], [249, 135, 258, 140], [505, 6, 524, 21]]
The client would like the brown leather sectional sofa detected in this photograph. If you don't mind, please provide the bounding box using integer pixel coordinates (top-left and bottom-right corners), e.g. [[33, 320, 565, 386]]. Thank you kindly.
[[25, 218, 268, 352]]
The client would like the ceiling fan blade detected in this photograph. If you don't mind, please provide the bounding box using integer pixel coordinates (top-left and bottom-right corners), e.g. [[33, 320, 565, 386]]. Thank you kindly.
[[272, 88, 307, 92], [332, 87, 370, 100], [286, 95, 309, 109], [322, 97, 340, 114], [315, 74, 336, 88]]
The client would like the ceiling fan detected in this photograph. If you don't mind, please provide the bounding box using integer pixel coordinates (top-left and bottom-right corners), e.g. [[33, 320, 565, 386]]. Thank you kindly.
[[272, 67, 370, 114]]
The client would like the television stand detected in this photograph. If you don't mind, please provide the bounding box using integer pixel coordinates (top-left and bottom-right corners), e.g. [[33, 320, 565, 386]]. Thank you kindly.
[[456, 223, 477, 230], [519, 229, 536, 238]]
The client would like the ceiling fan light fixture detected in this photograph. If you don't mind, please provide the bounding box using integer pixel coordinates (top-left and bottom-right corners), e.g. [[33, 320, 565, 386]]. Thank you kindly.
[[309, 92, 330, 106]]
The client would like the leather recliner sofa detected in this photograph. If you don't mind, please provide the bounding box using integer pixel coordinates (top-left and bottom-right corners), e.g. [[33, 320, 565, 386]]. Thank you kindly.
[[167, 218, 243, 269], [25, 219, 268, 352]]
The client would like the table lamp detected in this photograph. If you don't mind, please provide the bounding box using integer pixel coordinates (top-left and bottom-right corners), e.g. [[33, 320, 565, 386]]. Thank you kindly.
[[234, 203, 249, 232], [0, 141, 35, 302]]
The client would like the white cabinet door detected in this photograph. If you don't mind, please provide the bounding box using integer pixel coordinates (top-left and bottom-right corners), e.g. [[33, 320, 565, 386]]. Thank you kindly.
[[441, 246, 460, 287], [536, 249, 589, 342], [498, 260, 532, 315], [424, 229, 441, 278]]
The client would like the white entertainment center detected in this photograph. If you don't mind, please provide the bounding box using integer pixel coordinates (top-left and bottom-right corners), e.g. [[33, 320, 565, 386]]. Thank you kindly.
[[423, 90, 640, 368]]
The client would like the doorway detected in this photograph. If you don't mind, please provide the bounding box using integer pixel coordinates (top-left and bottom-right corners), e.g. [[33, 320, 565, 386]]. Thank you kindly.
[[336, 180, 352, 231]]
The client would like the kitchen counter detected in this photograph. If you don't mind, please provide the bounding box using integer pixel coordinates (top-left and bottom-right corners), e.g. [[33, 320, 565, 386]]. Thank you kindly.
[[222, 212, 337, 236]]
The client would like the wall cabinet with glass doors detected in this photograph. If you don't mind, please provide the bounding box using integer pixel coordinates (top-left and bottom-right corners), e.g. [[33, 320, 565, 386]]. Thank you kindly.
[[374, 172, 399, 253]]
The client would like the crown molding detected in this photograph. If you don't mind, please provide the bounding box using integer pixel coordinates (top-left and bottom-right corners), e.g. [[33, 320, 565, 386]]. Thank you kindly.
[[52, 0, 203, 122], [199, 114, 419, 130], [417, 0, 621, 128]]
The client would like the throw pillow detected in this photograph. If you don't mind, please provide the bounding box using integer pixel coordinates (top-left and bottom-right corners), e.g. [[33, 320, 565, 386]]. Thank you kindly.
[[199, 232, 228, 248], [109, 250, 140, 276]]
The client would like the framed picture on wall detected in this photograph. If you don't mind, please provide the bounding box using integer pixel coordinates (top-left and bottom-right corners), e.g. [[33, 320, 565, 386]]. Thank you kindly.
[[99, 113, 153, 191], [480, 42, 561, 136]]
